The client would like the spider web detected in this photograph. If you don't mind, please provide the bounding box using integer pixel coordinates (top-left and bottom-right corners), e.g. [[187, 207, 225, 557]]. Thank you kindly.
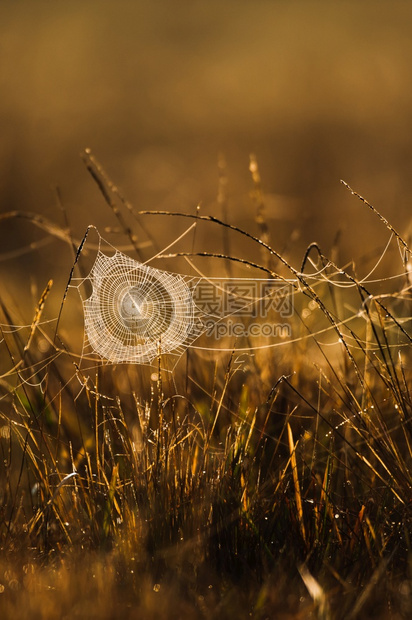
[[58, 217, 412, 378], [72, 245, 205, 365]]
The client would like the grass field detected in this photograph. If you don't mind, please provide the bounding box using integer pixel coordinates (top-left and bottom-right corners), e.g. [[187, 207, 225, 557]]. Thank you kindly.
[[1, 158, 411, 619]]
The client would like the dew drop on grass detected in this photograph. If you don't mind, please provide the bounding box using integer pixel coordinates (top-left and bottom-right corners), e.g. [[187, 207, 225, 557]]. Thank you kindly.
[[37, 338, 50, 353]]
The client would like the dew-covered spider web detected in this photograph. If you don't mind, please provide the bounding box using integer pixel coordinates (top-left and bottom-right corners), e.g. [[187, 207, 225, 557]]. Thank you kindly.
[[71, 243, 205, 366], [65, 221, 412, 375]]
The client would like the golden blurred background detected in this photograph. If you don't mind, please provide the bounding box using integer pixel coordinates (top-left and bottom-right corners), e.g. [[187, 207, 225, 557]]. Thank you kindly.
[[1, 0, 412, 314]]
